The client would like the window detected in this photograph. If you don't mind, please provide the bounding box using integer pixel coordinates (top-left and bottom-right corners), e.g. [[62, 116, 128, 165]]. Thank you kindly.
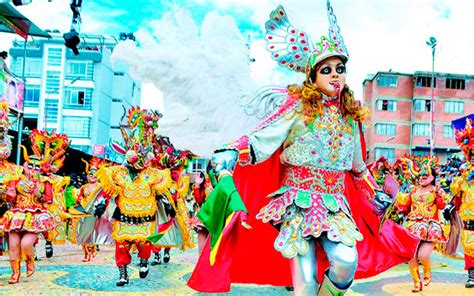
[[24, 85, 40, 107], [62, 116, 91, 138], [444, 101, 464, 114], [46, 70, 60, 94], [63, 88, 92, 109], [44, 98, 59, 123], [47, 48, 63, 67], [375, 123, 396, 136], [446, 78, 465, 90], [188, 158, 207, 173], [413, 150, 430, 157], [444, 125, 455, 138], [12, 58, 42, 77], [414, 99, 431, 112], [376, 99, 397, 111], [413, 123, 430, 136], [374, 148, 395, 163], [377, 75, 398, 88], [416, 76, 436, 88]]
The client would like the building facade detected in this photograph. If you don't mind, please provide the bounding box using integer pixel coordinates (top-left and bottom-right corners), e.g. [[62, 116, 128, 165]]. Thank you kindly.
[[9, 31, 141, 156], [363, 71, 474, 163]]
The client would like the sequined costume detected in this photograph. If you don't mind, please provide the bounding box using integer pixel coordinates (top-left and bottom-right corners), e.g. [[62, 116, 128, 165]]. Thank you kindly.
[[396, 187, 449, 243], [74, 158, 114, 262], [100, 106, 173, 286], [448, 118, 474, 287]]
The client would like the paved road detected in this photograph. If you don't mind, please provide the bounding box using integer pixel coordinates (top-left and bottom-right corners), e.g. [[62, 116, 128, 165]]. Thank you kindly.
[[0, 240, 471, 295]]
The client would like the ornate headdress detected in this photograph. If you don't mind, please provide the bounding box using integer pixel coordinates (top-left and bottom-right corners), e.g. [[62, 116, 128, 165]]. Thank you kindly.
[[110, 106, 162, 169], [454, 118, 474, 162], [81, 157, 104, 175], [0, 101, 12, 159], [413, 156, 439, 177], [265, 0, 348, 78], [29, 129, 70, 172]]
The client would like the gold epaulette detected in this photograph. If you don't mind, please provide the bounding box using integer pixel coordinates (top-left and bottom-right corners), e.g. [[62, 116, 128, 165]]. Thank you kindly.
[[96, 166, 121, 197]]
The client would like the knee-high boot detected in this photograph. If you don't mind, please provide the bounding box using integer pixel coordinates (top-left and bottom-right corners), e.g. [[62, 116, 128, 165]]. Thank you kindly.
[[26, 255, 35, 277], [421, 262, 431, 286], [466, 268, 474, 288], [116, 265, 129, 286], [317, 273, 349, 296], [409, 266, 423, 292], [8, 259, 21, 284]]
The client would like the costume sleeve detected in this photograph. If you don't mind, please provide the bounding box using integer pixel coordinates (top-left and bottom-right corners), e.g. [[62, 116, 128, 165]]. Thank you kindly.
[[96, 166, 122, 198], [218, 96, 301, 165], [352, 121, 367, 174], [394, 192, 411, 213], [435, 188, 449, 210], [41, 181, 54, 204]]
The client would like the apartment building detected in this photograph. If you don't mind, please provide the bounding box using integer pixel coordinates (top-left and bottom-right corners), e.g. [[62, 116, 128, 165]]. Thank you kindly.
[[9, 31, 141, 156], [363, 71, 474, 163]]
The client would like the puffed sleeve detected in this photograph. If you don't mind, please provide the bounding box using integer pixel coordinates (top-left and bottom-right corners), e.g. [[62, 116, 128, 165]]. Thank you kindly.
[[395, 192, 411, 213]]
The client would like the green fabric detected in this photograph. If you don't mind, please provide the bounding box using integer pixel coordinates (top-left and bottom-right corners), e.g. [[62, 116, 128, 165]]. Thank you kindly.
[[208, 168, 218, 188], [64, 186, 76, 209], [197, 175, 247, 249]]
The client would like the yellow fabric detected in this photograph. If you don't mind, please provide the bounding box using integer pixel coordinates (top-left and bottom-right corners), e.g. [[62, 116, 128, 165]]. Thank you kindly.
[[112, 220, 156, 243], [210, 212, 235, 266], [462, 229, 474, 257]]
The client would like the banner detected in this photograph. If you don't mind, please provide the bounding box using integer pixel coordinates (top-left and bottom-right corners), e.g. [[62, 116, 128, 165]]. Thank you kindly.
[[0, 70, 24, 113]]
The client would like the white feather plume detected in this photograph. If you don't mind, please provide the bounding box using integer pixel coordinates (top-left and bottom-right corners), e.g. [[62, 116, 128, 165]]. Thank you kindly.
[[110, 9, 259, 157]]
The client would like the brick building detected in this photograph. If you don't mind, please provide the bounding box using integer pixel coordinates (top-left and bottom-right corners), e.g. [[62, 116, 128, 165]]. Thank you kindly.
[[363, 71, 474, 163]]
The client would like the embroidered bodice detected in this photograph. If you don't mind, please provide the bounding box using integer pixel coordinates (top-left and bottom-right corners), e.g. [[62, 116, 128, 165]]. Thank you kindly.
[[451, 174, 474, 221], [12, 176, 49, 212], [96, 166, 171, 218], [396, 186, 448, 222], [280, 105, 355, 170]]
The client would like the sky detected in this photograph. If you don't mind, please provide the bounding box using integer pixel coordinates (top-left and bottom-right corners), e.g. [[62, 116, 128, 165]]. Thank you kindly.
[[1, 0, 473, 105], [1, 0, 473, 154]]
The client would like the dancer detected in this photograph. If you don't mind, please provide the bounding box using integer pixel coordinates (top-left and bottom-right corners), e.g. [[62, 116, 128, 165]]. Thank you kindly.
[[395, 158, 449, 292], [2, 145, 54, 284], [188, 2, 420, 294], [97, 106, 172, 286], [444, 118, 474, 288], [0, 102, 23, 255], [74, 158, 113, 262]]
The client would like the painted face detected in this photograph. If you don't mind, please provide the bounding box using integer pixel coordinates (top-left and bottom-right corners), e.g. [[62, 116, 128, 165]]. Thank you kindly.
[[87, 169, 97, 183], [419, 167, 434, 187], [24, 161, 42, 180], [314, 56, 346, 97]]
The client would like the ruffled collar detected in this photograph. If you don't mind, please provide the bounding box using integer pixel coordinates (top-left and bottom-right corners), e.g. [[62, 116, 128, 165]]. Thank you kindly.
[[322, 93, 340, 108]]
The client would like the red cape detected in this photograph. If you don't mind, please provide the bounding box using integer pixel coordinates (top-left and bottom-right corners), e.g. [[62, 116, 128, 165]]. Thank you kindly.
[[188, 141, 419, 293]]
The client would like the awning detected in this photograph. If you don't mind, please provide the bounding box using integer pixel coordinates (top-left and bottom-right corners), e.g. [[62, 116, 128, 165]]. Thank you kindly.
[[0, 3, 50, 39]]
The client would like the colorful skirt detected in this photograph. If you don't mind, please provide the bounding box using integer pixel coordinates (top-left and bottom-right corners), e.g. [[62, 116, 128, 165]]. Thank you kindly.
[[2, 209, 54, 233], [405, 219, 448, 243], [256, 165, 363, 258]]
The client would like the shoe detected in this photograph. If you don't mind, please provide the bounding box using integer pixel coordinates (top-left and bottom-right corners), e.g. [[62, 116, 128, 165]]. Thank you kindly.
[[409, 266, 423, 292], [45, 241, 53, 258], [163, 250, 170, 264], [466, 268, 474, 288], [82, 245, 91, 262], [139, 259, 149, 279], [151, 253, 161, 266], [116, 265, 129, 286], [317, 272, 350, 296], [26, 255, 35, 277], [8, 259, 20, 284]]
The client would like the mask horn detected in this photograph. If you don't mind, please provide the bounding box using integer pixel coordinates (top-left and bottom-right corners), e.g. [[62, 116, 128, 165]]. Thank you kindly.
[[20, 145, 30, 163]]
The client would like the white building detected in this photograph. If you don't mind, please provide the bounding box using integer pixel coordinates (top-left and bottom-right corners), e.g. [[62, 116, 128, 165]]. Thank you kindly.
[[9, 31, 141, 156]]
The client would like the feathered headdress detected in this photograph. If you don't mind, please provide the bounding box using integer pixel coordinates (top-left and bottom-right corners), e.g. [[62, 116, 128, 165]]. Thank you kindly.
[[265, 0, 348, 78], [81, 157, 104, 174], [413, 156, 439, 177], [454, 118, 474, 162]]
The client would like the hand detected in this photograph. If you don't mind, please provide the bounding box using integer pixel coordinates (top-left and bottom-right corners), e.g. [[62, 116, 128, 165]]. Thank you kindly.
[[211, 150, 238, 174], [373, 190, 392, 216], [442, 203, 454, 221], [93, 199, 107, 218]]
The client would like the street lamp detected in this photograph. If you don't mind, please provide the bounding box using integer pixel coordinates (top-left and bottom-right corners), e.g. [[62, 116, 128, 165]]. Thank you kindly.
[[426, 36, 437, 157]]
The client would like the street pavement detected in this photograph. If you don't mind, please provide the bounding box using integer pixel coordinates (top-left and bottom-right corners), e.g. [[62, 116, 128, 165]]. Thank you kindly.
[[0, 239, 471, 295]]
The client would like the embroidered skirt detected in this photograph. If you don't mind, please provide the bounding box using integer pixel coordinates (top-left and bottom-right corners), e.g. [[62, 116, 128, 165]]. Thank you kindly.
[[256, 165, 363, 258], [405, 219, 447, 243], [2, 209, 54, 233]]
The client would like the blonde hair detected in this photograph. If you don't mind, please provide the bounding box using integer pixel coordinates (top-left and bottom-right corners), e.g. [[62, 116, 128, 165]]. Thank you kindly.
[[287, 70, 369, 124]]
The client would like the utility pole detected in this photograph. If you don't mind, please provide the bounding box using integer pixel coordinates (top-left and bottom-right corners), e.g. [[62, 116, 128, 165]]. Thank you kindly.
[[426, 36, 437, 157]]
